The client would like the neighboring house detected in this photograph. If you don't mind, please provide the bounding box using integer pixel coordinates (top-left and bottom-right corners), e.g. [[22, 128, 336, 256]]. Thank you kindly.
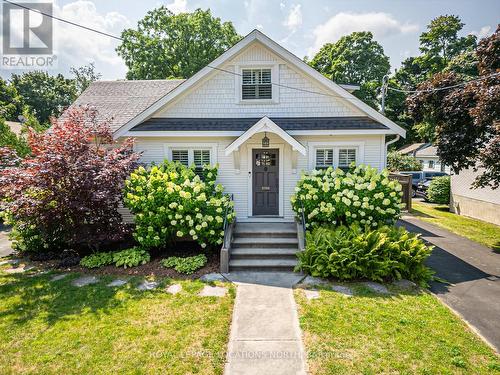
[[450, 168, 500, 226], [71, 30, 405, 222], [5, 121, 23, 136], [399, 143, 450, 173]]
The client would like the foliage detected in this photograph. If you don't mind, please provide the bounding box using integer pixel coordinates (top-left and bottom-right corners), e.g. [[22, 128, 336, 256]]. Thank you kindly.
[[80, 252, 114, 268], [124, 161, 234, 250], [427, 176, 451, 204], [0, 77, 23, 121], [0, 118, 30, 158], [161, 254, 207, 274], [70, 63, 102, 95], [117, 8, 241, 79], [291, 165, 403, 228], [296, 225, 434, 285], [0, 106, 140, 253], [113, 247, 150, 268], [407, 26, 499, 189], [386, 151, 422, 172], [309, 31, 390, 108], [10, 71, 77, 124]]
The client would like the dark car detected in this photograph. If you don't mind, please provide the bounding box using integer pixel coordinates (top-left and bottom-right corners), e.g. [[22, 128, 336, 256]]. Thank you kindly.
[[416, 180, 432, 199], [400, 171, 448, 197]]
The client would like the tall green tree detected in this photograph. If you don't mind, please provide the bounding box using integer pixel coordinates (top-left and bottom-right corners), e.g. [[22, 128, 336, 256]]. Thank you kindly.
[[70, 63, 102, 95], [309, 31, 390, 108], [11, 71, 77, 124], [0, 78, 23, 121], [117, 8, 241, 80]]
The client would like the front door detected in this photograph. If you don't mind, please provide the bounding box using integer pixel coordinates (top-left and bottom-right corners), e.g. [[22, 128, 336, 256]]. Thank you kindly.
[[252, 149, 279, 215]]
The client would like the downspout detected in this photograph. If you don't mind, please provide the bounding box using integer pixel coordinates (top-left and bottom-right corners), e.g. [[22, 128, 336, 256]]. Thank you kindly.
[[384, 135, 400, 169]]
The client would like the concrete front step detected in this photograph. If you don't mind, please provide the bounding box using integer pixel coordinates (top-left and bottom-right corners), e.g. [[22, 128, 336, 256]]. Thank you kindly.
[[229, 258, 298, 272], [232, 237, 298, 249], [231, 247, 298, 260], [234, 222, 297, 238]]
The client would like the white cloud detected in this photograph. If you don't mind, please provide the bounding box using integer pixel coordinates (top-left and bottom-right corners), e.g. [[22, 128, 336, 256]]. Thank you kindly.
[[284, 4, 302, 31], [280, 2, 286, 10], [308, 12, 419, 56], [471, 25, 492, 39], [50, 0, 129, 78], [256, 24, 264, 30], [166, 0, 188, 14]]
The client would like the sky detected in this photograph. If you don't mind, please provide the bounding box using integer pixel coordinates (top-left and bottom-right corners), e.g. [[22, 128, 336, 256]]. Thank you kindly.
[[1, 0, 499, 80]]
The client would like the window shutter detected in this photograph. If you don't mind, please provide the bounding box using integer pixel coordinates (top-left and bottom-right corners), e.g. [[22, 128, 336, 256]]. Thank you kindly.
[[193, 150, 210, 167], [242, 68, 272, 100], [316, 149, 333, 168], [338, 148, 356, 167], [172, 150, 189, 166]]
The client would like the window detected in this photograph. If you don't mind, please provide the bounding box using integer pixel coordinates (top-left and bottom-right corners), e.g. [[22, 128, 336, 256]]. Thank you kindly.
[[242, 68, 272, 100], [428, 160, 435, 169], [338, 148, 357, 169], [315, 149, 334, 169], [171, 148, 212, 175]]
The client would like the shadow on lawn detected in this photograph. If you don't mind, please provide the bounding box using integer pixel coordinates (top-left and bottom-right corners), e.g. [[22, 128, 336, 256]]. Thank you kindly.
[[0, 272, 149, 327]]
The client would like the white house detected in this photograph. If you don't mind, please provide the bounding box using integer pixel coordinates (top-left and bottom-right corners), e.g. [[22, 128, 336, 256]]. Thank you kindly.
[[72, 30, 406, 222]]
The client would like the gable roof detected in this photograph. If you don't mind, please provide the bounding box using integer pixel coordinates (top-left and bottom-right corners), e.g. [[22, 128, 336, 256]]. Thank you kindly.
[[69, 79, 184, 132], [415, 145, 438, 157], [113, 30, 406, 139], [398, 143, 429, 155], [225, 117, 306, 156]]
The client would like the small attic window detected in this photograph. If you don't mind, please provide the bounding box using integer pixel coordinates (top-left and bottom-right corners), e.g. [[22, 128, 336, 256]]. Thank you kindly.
[[242, 68, 272, 100]]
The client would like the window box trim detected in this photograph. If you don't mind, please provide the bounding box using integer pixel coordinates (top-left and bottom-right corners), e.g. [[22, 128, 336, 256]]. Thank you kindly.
[[164, 143, 218, 167], [234, 63, 280, 104], [308, 141, 365, 170]]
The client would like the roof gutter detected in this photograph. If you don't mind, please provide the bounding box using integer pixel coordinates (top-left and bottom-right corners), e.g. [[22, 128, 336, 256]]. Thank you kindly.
[[384, 135, 400, 169]]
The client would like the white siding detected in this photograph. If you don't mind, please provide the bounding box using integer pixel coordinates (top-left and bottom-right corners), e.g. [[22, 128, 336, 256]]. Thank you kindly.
[[130, 134, 385, 221], [153, 42, 364, 119]]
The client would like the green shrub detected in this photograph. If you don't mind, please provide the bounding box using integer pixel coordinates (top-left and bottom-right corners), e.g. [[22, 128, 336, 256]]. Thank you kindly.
[[387, 150, 422, 172], [113, 247, 150, 268], [124, 161, 234, 250], [160, 254, 207, 274], [80, 252, 114, 268], [427, 176, 450, 204], [297, 225, 434, 286], [291, 165, 403, 228]]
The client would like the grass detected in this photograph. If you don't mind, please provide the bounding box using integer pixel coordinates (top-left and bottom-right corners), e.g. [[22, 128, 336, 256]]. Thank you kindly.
[[295, 284, 500, 375], [411, 201, 500, 252], [0, 266, 235, 375]]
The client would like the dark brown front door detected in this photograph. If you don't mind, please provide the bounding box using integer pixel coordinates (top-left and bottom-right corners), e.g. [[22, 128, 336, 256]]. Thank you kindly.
[[252, 149, 279, 216]]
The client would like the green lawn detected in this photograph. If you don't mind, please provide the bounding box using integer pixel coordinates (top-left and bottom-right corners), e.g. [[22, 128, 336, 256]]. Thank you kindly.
[[296, 284, 500, 374], [411, 201, 500, 252], [0, 267, 234, 375]]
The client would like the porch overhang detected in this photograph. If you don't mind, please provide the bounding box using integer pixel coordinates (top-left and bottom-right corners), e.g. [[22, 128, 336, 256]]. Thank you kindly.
[[224, 117, 307, 156]]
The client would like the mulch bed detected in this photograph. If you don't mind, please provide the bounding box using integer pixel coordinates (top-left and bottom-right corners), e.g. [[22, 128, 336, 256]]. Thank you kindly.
[[27, 241, 220, 280]]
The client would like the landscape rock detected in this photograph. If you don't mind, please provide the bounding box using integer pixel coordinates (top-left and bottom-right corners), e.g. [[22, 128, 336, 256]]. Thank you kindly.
[[0, 259, 20, 266], [199, 285, 227, 297], [304, 289, 320, 300], [295, 276, 330, 288], [72, 276, 99, 287], [199, 273, 226, 283], [137, 280, 158, 291], [4, 265, 34, 274], [363, 281, 390, 294], [392, 279, 417, 289], [330, 284, 354, 297], [166, 284, 182, 295], [51, 274, 68, 282], [107, 279, 127, 287]]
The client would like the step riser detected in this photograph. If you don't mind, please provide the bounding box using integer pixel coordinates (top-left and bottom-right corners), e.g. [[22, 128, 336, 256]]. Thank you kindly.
[[232, 242, 297, 249], [234, 232, 297, 238], [229, 265, 296, 272], [231, 253, 298, 260]]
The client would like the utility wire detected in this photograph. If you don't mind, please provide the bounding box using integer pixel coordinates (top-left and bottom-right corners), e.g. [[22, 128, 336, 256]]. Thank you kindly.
[[387, 72, 500, 94], [2, 0, 124, 41]]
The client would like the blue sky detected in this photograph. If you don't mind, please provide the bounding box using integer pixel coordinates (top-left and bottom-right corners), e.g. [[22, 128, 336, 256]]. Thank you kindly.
[[1, 0, 499, 79]]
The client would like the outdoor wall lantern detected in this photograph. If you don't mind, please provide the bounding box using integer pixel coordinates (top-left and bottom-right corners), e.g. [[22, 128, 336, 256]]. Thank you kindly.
[[262, 132, 270, 147]]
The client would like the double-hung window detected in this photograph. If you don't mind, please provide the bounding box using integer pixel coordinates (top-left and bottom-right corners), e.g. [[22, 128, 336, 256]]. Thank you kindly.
[[171, 148, 212, 175], [338, 148, 357, 170], [315, 149, 334, 169], [242, 68, 272, 100], [314, 147, 358, 170]]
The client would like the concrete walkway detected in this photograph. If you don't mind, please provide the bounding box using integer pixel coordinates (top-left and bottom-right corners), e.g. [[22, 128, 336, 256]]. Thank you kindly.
[[399, 216, 500, 352], [0, 224, 14, 258], [223, 272, 307, 375]]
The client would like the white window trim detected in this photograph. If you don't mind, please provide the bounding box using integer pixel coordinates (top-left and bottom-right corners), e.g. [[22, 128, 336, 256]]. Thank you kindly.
[[164, 143, 218, 167], [234, 63, 280, 104], [308, 141, 365, 170]]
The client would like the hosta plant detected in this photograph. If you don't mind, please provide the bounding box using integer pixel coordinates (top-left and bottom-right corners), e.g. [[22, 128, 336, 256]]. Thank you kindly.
[[291, 165, 403, 228], [296, 224, 434, 286], [124, 161, 234, 250], [161, 254, 207, 274], [80, 252, 114, 268], [113, 247, 150, 268]]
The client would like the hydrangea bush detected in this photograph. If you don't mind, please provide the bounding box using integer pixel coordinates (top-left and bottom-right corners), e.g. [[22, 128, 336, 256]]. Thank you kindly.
[[291, 165, 403, 228], [124, 161, 234, 250]]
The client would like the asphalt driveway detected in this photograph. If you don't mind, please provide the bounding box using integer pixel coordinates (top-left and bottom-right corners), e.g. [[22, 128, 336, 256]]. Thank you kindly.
[[399, 215, 500, 352], [0, 224, 13, 258]]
